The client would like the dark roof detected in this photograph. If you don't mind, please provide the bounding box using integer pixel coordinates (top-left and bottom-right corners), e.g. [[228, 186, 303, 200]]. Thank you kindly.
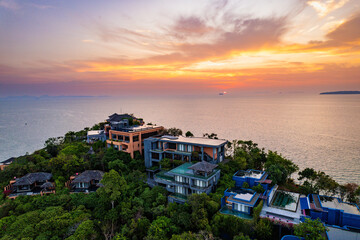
[[1, 157, 16, 165], [72, 170, 104, 183], [13, 172, 52, 186], [188, 161, 218, 173], [107, 113, 134, 122], [41, 182, 54, 189]]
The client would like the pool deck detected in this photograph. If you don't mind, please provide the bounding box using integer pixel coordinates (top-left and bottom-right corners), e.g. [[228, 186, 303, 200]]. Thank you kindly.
[[168, 162, 219, 179], [220, 206, 253, 220]]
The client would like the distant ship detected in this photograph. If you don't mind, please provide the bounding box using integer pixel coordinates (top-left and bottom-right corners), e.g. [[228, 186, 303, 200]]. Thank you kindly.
[[219, 91, 227, 96]]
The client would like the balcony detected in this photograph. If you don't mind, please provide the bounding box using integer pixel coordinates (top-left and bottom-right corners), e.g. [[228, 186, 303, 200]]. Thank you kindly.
[[189, 184, 212, 192], [154, 171, 174, 185], [168, 193, 188, 203]]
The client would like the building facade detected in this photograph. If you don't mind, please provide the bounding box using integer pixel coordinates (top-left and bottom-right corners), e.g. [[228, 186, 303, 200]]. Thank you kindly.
[[106, 125, 164, 158], [153, 161, 221, 203], [144, 135, 227, 169], [221, 187, 261, 217], [87, 130, 106, 143], [4, 172, 55, 199], [233, 169, 271, 191], [301, 194, 360, 229], [66, 170, 104, 193]]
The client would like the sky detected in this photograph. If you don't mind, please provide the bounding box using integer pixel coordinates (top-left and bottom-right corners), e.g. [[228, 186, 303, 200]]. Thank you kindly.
[[0, 0, 359, 96]]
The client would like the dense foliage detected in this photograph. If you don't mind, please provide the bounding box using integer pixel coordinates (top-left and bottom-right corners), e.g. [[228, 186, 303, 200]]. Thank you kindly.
[[0, 126, 359, 239]]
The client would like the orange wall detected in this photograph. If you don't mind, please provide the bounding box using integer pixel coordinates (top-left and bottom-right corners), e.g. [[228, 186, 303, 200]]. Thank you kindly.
[[107, 126, 164, 158]]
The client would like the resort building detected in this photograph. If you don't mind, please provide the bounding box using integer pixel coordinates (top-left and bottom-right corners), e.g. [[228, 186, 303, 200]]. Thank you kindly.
[[144, 135, 227, 169], [104, 113, 144, 136], [151, 161, 221, 203], [260, 185, 303, 225], [4, 172, 55, 199], [221, 169, 304, 225], [301, 194, 360, 229], [87, 130, 106, 143], [66, 170, 104, 193], [220, 187, 262, 219], [0, 157, 15, 171], [106, 125, 164, 158], [233, 169, 271, 191]]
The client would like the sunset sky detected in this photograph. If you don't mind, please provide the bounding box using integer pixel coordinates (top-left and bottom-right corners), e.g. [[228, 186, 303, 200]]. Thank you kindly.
[[0, 0, 359, 96]]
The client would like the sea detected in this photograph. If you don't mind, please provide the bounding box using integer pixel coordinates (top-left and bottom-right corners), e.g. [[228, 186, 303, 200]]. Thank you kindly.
[[0, 94, 359, 184]]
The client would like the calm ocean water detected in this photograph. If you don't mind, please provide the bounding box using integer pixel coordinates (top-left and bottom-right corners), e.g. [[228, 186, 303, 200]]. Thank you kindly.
[[0, 95, 359, 184]]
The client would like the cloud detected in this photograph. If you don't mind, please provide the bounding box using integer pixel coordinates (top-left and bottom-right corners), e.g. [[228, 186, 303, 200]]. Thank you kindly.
[[170, 16, 214, 40], [177, 17, 287, 60], [307, 0, 349, 17], [326, 13, 360, 43], [0, 0, 20, 11], [27, 3, 54, 10]]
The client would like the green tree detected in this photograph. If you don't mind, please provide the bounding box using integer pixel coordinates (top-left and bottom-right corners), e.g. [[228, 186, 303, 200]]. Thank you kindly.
[[44, 137, 64, 157], [252, 184, 265, 194], [242, 182, 250, 188], [234, 233, 252, 240], [185, 131, 194, 137], [166, 128, 183, 136], [294, 218, 327, 240], [146, 216, 176, 240], [67, 220, 97, 240], [254, 219, 272, 240], [203, 133, 218, 139], [97, 170, 127, 239], [253, 200, 264, 222]]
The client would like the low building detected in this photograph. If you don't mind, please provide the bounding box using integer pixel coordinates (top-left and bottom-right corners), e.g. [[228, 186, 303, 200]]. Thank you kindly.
[[144, 135, 227, 170], [152, 161, 221, 203], [4, 172, 55, 199], [66, 170, 104, 193], [233, 169, 271, 191], [87, 130, 106, 143], [260, 185, 303, 225], [220, 187, 261, 219], [301, 194, 360, 229], [0, 157, 15, 171], [107, 113, 144, 126]]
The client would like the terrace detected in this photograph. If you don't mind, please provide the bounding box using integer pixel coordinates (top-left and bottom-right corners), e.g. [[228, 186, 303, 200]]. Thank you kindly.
[[319, 196, 360, 215], [219, 206, 253, 220], [235, 169, 264, 179], [225, 188, 260, 206], [260, 190, 302, 224], [168, 162, 219, 180]]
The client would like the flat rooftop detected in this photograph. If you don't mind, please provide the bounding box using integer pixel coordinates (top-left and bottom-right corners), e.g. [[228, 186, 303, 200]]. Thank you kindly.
[[157, 136, 227, 147], [319, 196, 360, 215], [235, 169, 264, 179], [87, 130, 104, 135], [327, 226, 360, 240], [115, 125, 162, 132], [226, 188, 260, 205]]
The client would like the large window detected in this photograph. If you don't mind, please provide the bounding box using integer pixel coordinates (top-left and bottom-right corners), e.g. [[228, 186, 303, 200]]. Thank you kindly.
[[194, 180, 208, 187], [178, 144, 185, 151], [187, 145, 192, 152], [175, 175, 183, 183], [234, 203, 249, 213], [175, 186, 185, 194]]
